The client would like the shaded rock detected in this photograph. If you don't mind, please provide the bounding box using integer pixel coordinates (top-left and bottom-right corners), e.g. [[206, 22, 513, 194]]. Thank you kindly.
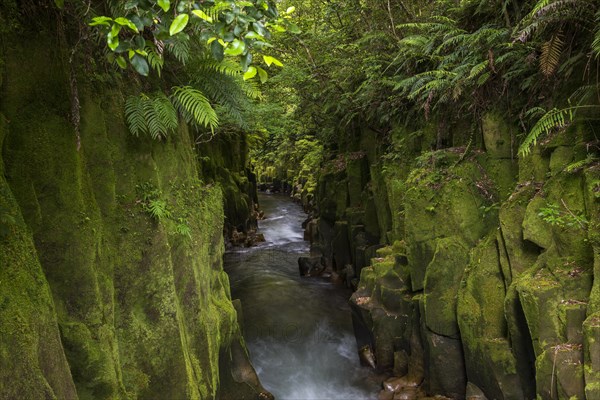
[[298, 256, 323, 277], [359, 345, 377, 369], [465, 382, 488, 400]]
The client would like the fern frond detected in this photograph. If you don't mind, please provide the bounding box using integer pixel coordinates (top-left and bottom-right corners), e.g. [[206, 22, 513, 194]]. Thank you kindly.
[[519, 106, 579, 156], [540, 32, 564, 76], [152, 94, 178, 138], [240, 80, 262, 100], [125, 93, 178, 140], [468, 60, 490, 80], [171, 86, 218, 131], [146, 46, 164, 77], [125, 95, 148, 137], [565, 155, 597, 172], [165, 36, 191, 64]]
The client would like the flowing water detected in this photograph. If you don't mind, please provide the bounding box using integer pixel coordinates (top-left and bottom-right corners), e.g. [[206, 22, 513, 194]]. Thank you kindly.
[[224, 193, 380, 399]]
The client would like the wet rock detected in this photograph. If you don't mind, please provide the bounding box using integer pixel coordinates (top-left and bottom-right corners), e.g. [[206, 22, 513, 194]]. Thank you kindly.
[[298, 256, 323, 276], [359, 345, 377, 369], [392, 387, 419, 400], [393, 351, 409, 377], [465, 382, 488, 399], [379, 390, 394, 400], [383, 376, 421, 392]]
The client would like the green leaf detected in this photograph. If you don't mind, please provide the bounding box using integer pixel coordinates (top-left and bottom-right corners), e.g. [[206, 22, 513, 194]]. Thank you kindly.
[[90, 16, 113, 27], [262, 55, 283, 67], [54, 0, 64, 8], [243, 66, 257, 80], [240, 51, 252, 71], [287, 23, 301, 34], [224, 39, 246, 56], [170, 14, 189, 36], [192, 9, 213, 22], [257, 66, 268, 83], [114, 17, 139, 32], [245, 31, 263, 40], [107, 25, 121, 51], [131, 54, 149, 76], [157, 0, 170, 12], [211, 40, 224, 61], [286, 6, 295, 13], [116, 56, 127, 69]]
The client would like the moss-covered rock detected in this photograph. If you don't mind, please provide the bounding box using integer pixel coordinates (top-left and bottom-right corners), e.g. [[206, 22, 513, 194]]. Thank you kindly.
[[0, 26, 261, 399], [0, 156, 78, 400], [457, 235, 526, 400], [405, 156, 497, 290], [423, 237, 469, 338]]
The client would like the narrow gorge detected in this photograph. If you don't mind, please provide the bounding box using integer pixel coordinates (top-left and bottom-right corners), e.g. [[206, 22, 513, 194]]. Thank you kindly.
[[1, 1, 599, 399]]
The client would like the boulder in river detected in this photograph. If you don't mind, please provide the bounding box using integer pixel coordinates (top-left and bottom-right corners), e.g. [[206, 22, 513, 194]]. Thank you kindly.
[[298, 256, 324, 276]]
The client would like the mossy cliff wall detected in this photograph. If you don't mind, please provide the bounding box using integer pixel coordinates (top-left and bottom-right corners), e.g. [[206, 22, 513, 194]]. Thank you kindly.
[[0, 17, 262, 400], [312, 115, 600, 399]]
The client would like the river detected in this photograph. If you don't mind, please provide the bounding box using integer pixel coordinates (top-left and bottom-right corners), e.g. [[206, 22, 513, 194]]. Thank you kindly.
[[224, 193, 379, 399]]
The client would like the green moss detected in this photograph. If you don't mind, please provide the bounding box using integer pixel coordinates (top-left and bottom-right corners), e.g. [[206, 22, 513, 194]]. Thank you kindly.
[[1, 32, 251, 399]]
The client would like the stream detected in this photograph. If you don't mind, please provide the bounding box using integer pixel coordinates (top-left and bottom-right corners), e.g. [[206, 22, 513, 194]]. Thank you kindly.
[[224, 193, 380, 399]]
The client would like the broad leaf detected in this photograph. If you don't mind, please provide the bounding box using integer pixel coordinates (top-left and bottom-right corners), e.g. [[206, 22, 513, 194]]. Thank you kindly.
[[263, 55, 283, 67], [192, 9, 213, 22], [211, 40, 224, 61], [157, 0, 170, 12], [243, 66, 257, 80], [116, 56, 127, 69], [224, 39, 246, 56], [115, 17, 139, 32], [90, 16, 113, 27], [245, 31, 263, 40], [287, 23, 301, 34], [257, 66, 268, 83], [170, 14, 189, 36], [131, 54, 149, 76]]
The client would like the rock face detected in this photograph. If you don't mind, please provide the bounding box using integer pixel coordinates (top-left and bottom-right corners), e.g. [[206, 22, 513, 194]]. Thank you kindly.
[[310, 117, 600, 399], [0, 14, 264, 400]]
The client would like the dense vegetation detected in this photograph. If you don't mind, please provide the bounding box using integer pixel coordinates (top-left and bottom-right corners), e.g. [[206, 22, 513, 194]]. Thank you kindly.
[[1, 0, 600, 398], [250, 0, 600, 183]]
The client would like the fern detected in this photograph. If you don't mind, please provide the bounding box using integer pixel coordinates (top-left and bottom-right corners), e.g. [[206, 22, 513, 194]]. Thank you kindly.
[[165, 36, 191, 64], [125, 95, 148, 137], [540, 32, 564, 76], [171, 86, 219, 131], [125, 93, 178, 140], [520, 104, 600, 156], [565, 155, 597, 172], [519, 107, 570, 155], [146, 46, 164, 77]]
